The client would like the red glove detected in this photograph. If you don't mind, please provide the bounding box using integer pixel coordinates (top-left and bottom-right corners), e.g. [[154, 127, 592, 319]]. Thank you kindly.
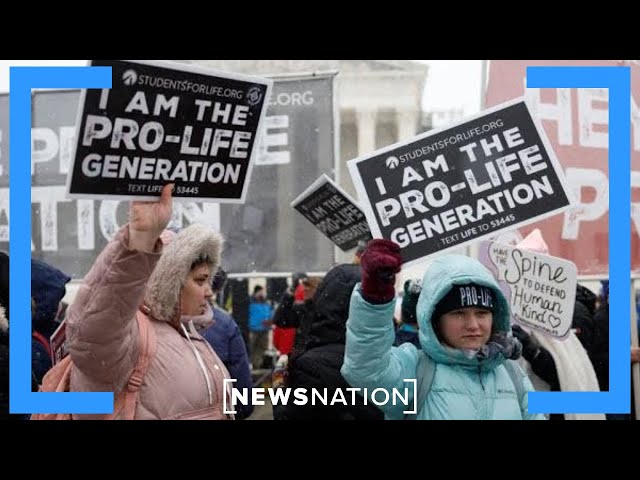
[[360, 239, 402, 304]]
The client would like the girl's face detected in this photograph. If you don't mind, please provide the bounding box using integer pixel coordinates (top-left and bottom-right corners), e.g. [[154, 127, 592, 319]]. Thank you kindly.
[[438, 307, 493, 350], [180, 263, 213, 316]]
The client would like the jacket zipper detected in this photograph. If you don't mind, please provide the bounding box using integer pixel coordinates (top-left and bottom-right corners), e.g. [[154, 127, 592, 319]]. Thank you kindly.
[[478, 366, 487, 420]]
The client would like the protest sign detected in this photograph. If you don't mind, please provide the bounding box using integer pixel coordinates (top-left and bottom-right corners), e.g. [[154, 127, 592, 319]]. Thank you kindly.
[[348, 98, 573, 268], [0, 72, 337, 276], [479, 240, 577, 338], [49, 319, 67, 366], [291, 174, 372, 251], [66, 59, 273, 203]]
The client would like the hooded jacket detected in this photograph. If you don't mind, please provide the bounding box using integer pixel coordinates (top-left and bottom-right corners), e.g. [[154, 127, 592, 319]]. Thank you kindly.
[[67, 224, 232, 420], [274, 264, 384, 420], [32, 259, 71, 337], [31, 259, 71, 385], [342, 254, 543, 420]]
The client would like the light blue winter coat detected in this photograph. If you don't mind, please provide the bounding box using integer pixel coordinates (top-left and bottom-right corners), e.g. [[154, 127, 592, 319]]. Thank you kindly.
[[341, 254, 545, 420]]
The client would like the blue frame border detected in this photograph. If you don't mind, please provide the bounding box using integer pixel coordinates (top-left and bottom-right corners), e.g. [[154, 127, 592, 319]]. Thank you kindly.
[[7, 65, 632, 416], [527, 66, 631, 414], [9, 66, 114, 414]]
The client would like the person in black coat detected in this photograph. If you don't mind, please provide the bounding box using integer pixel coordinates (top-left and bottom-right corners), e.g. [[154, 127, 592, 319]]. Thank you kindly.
[[573, 284, 597, 355], [273, 264, 384, 420]]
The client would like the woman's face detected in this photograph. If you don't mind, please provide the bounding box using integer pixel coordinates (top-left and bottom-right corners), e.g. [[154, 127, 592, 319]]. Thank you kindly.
[[180, 263, 213, 316], [438, 307, 493, 350]]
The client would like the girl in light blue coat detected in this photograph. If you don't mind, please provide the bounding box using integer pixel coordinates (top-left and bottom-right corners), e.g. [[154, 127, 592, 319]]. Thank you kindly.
[[341, 239, 545, 420]]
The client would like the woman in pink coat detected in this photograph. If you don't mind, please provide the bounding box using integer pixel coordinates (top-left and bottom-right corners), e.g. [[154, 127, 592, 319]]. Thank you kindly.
[[67, 185, 233, 420]]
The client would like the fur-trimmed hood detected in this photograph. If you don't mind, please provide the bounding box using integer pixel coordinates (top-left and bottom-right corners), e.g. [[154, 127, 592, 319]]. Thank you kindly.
[[144, 224, 223, 324]]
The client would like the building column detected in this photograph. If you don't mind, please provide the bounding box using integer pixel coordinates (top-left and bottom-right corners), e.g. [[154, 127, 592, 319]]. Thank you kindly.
[[396, 109, 419, 142], [356, 109, 377, 156]]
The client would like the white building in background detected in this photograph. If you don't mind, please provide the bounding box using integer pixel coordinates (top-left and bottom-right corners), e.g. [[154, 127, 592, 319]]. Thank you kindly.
[[422, 108, 465, 130], [180, 60, 428, 198], [179, 60, 429, 266]]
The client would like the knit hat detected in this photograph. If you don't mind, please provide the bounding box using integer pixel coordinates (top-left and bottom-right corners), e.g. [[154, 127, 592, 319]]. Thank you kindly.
[[401, 279, 422, 325], [433, 283, 494, 320]]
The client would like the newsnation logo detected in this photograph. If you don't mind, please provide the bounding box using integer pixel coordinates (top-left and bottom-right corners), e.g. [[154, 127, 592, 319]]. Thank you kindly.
[[223, 379, 418, 414]]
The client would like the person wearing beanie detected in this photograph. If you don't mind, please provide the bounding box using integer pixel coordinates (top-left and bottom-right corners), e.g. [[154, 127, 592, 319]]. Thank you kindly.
[[394, 279, 421, 348], [342, 239, 543, 420]]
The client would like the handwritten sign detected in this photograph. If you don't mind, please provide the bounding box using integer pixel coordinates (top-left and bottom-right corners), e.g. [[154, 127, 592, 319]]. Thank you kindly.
[[479, 241, 577, 338]]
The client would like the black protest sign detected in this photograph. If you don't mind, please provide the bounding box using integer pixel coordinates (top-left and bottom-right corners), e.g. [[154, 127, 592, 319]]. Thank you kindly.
[[1, 90, 221, 278], [348, 99, 573, 267], [291, 174, 372, 251], [67, 60, 272, 203], [0, 73, 337, 278]]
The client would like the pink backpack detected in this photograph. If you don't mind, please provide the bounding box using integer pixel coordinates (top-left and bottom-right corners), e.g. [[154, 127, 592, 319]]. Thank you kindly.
[[31, 310, 156, 420]]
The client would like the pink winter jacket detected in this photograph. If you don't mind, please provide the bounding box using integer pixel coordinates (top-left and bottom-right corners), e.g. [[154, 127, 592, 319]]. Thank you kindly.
[[66, 225, 233, 420]]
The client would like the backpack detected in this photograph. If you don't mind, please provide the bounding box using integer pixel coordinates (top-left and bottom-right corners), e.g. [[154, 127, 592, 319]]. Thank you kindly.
[[30, 310, 156, 420], [404, 351, 526, 420]]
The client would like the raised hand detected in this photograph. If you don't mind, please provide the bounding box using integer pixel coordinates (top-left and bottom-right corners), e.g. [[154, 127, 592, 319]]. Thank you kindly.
[[360, 239, 403, 304], [128, 184, 174, 253]]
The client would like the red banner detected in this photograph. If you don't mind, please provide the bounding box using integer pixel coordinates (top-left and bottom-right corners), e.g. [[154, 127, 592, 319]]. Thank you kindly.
[[485, 60, 640, 275]]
